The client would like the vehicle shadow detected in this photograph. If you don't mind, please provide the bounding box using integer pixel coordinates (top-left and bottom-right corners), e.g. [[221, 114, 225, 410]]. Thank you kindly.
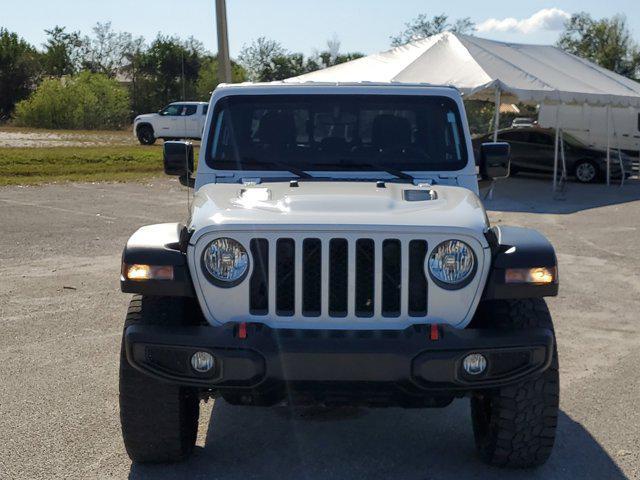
[[482, 176, 640, 215], [129, 399, 627, 480]]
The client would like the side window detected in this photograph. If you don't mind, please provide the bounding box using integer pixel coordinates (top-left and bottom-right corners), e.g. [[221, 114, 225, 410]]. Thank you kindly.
[[183, 105, 197, 116], [202, 104, 209, 116], [529, 132, 553, 146], [499, 131, 529, 142], [160, 104, 182, 116]]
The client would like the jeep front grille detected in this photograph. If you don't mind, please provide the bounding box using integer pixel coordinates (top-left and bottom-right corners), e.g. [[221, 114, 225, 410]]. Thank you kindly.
[[248, 237, 428, 319]]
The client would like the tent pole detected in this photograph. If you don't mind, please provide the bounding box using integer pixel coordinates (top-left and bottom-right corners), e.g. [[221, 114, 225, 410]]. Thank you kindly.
[[492, 88, 501, 142], [553, 105, 560, 192], [606, 104, 611, 186], [560, 130, 568, 186], [553, 126, 560, 192], [612, 111, 625, 187]]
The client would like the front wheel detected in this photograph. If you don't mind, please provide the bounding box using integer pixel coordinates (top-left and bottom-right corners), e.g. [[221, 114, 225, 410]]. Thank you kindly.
[[137, 125, 156, 145], [470, 298, 559, 468], [119, 296, 199, 463]]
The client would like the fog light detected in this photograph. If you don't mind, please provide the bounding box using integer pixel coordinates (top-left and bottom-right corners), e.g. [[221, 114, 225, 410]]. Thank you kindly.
[[191, 351, 215, 373], [463, 353, 487, 375]]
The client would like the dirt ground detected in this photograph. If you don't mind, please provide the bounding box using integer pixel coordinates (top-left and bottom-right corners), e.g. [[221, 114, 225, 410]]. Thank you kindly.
[[0, 176, 639, 479], [0, 126, 137, 148]]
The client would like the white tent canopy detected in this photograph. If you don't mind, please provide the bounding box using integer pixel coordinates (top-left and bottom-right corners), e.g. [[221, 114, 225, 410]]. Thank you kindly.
[[288, 32, 640, 108], [289, 32, 640, 189]]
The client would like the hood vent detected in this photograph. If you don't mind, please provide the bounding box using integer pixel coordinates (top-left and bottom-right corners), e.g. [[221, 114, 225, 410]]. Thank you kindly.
[[403, 189, 438, 202]]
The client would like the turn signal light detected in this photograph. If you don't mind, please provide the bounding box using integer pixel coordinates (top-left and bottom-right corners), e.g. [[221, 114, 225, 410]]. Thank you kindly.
[[505, 267, 556, 284], [123, 264, 174, 281]]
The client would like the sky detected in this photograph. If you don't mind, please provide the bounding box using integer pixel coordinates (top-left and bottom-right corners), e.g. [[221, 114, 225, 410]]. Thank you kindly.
[[2, 0, 639, 57]]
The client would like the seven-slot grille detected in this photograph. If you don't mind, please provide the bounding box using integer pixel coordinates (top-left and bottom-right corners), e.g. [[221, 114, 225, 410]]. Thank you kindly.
[[249, 237, 428, 319]]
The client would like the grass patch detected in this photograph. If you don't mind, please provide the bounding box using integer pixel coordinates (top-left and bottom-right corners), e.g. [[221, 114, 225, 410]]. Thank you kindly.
[[0, 145, 198, 186]]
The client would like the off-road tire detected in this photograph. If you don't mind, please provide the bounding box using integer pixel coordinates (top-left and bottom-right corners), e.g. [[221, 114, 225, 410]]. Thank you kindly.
[[137, 125, 156, 145], [119, 295, 200, 463], [470, 298, 559, 468]]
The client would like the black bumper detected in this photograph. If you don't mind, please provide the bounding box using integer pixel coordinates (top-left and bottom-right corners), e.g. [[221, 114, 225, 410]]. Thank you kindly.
[[124, 323, 554, 393]]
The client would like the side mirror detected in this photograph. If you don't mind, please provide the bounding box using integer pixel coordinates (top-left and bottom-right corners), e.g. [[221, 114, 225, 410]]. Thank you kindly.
[[479, 142, 510, 180], [163, 141, 194, 180]]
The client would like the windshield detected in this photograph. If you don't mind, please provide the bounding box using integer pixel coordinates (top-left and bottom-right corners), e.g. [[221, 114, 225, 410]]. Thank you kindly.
[[206, 94, 468, 173]]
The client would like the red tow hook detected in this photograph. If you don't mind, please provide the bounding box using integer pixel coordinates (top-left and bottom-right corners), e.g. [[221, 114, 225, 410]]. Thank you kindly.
[[237, 322, 248, 339], [429, 324, 440, 341]]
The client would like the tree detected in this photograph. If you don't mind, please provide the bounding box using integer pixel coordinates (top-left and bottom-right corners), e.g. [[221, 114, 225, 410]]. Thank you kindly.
[[311, 36, 365, 69], [0, 29, 41, 119], [391, 13, 475, 47], [14, 71, 130, 129], [238, 36, 364, 82], [195, 56, 246, 100], [136, 34, 205, 109], [557, 13, 640, 79], [41, 26, 84, 76], [238, 37, 288, 82], [81, 22, 144, 78]]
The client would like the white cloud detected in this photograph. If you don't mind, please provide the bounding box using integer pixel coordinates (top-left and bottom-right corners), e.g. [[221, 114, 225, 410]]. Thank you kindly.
[[477, 8, 570, 34]]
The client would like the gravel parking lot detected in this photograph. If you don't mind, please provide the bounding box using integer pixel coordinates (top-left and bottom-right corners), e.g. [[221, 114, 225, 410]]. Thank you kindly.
[[1, 177, 639, 479]]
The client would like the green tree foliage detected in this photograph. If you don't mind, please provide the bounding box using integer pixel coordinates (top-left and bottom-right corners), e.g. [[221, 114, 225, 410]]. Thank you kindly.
[[0, 29, 41, 119], [238, 37, 288, 81], [41, 26, 84, 76], [557, 13, 640, 79], [134, 35, 204, 109], [195, 56, 247, 100], [307, 36, 365, 70], [81, 22, 145, 77], [238, 36, 364, 82], [391, 13, 475, 47], [14, 71, 130, 129]]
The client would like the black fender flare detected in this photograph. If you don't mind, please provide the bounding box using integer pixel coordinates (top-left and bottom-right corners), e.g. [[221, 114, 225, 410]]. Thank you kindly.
[[120, 223, 194, 297], [483, 225, 558, 300]]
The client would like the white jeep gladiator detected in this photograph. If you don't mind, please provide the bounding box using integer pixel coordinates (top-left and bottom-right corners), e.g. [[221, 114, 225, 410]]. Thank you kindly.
[[133, 101, 208, 145], [119, 83, 560, 468]]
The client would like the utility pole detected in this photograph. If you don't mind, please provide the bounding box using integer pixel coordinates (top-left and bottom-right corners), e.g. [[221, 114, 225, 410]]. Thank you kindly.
[[215, 0, 232, 84]]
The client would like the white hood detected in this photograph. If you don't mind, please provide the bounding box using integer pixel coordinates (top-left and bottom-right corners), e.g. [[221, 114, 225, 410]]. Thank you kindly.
[[189, 181, 488, 238], [134, 113, 159, 122]]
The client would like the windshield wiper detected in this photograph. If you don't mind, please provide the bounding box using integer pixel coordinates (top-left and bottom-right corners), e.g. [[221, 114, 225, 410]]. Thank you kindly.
[[217, 157, 315, 179], [313, 162, 415, 181]]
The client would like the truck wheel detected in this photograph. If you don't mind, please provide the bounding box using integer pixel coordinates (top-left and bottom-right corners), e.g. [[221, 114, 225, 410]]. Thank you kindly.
[[119, 295, 199, 463], [470, 298, 559, 468], [137, 125, 156, 145]]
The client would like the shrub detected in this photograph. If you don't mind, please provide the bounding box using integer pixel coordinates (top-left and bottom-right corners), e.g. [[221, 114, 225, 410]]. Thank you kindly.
[[14, 71, 130, 129]]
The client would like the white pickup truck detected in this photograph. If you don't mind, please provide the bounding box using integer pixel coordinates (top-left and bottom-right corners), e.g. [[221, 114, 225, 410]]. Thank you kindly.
[[133, 101, 208, 145]]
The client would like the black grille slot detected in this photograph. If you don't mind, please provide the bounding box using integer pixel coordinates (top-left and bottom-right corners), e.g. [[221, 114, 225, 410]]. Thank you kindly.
[[382, 239, 401, 317], [329, 239, 348, 317], [355, 239, 375, 317], [302, 238, 322, 316], [276, 238, 295, 316], [408, 240, 428, 316], [249, 239, 269, 315]]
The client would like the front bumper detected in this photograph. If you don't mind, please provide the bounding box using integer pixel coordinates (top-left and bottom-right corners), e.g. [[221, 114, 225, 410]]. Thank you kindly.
[[124, 323, 554, 394]]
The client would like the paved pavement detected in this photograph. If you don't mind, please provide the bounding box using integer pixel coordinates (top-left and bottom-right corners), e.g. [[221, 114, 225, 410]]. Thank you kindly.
[[0, 177, 638, 479]]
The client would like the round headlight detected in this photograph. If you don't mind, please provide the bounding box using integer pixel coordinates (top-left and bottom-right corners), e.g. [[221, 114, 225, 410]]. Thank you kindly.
[[427, 240, 476, 289], [202, 238, 249, 286]]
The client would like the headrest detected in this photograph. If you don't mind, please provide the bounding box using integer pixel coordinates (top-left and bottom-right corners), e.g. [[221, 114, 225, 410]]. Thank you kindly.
[[372, 114, 411, 149], [256, 111, 296, 147]]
